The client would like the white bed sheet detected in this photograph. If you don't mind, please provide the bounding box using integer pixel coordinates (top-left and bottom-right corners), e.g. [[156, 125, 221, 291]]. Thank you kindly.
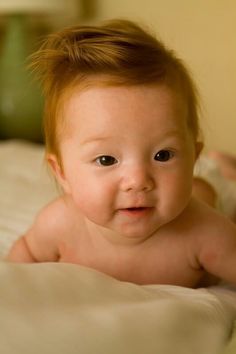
[[0, 139, 236, 354], [0, 139, 57, 257]]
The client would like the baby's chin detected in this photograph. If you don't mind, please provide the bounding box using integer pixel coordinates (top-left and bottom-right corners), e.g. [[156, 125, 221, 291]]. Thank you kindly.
[[84, 204, 189, 243], [103, 222, 166, 244]]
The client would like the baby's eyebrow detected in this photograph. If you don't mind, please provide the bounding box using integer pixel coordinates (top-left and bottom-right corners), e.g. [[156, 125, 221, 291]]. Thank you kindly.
[[154, 130, 186, 142], [80, 136, 113, 145], [162, 128, 185, 136]]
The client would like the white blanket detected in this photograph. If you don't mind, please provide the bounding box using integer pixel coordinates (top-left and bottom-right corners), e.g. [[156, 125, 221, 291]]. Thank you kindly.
[[0, 140, 236, 354], [0, 262, 235, 354]]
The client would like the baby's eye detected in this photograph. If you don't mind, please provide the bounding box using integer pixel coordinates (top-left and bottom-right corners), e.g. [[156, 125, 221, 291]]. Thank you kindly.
[[154, 150, 173, 162], [96, 155, 118, 166]]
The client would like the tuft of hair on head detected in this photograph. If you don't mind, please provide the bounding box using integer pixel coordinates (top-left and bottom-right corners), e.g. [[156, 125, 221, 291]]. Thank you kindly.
[[29, 18, 202, 160]]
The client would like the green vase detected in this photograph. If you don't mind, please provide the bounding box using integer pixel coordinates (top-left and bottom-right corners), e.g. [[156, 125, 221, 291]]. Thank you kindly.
[[0, 14, 44, 142]]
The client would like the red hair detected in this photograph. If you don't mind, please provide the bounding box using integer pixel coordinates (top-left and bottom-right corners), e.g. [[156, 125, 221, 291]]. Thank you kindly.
[[30, 19, 201, 159]]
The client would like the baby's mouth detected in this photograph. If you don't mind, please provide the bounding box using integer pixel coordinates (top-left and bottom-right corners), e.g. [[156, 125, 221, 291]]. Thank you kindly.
[[126, 207, 147, 211], [119, 207, 154, 216]]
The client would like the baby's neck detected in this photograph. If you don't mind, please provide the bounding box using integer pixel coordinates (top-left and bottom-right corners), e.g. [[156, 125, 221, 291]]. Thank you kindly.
[[84, 218, 152, 248]]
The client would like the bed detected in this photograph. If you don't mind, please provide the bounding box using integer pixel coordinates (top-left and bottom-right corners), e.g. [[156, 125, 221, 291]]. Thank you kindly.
[[0, 139, 236, 354]]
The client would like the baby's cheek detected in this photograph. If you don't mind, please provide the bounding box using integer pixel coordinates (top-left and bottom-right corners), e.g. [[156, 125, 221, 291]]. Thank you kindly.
[[161, 173, 192, 210], [72, 187, 110, 219]]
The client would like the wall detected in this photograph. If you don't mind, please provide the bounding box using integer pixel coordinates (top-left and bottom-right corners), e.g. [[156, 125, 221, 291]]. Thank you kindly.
[[91, 0, 236, 153]]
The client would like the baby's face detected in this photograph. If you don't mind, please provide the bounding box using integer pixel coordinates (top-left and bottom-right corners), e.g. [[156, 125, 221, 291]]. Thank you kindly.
[[57, 84, 197, 241]]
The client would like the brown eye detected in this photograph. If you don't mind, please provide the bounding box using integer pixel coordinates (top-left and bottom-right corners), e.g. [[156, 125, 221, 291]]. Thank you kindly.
[[96, 155, 117, 166], [154, 150, 173, 162]]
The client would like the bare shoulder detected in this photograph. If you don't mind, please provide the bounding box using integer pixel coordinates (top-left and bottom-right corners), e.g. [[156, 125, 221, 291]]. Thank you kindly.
[[186, 197, 236, 241], [33, 194, 73, 233], [187, 197, 236, 270], [191, 197, 236, 233], [25, 195, 66, 237]]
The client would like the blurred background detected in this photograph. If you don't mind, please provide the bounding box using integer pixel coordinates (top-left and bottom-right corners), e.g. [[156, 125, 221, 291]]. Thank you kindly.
[[0, 0, 235, 153]]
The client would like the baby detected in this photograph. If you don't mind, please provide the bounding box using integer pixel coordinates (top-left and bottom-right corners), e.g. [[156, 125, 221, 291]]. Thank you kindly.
[[6, 19, 236, 288]]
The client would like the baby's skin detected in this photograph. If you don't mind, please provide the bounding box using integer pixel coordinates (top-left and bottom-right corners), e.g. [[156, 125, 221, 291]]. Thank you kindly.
[[6, 84, 236, 287], [7, 194, 236, 287]]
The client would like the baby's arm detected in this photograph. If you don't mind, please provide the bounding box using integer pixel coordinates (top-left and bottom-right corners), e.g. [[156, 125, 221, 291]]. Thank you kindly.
[[6, 235, 38, 263], [6, 197, 68, 263], [198, 217, 236, 285]]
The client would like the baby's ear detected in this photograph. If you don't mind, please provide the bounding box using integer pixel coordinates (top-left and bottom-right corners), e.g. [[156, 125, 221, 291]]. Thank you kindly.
[[195, 141, 203, 160], [47, 154, 71, 194]]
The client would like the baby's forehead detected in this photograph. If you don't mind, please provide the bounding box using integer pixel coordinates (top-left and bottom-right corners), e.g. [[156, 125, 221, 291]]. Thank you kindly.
[[62, 80, 187, 113], [59, 82, 190, 142]]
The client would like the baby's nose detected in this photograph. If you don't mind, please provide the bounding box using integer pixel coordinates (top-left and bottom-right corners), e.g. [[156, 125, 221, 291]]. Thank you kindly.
[[120, 165, 154, 192]]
